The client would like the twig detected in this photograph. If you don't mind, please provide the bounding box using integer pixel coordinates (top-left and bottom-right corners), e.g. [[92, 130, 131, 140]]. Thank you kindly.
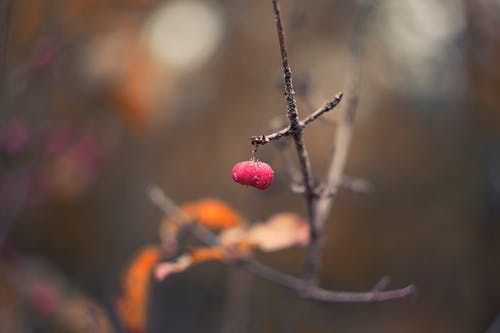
[[147, 185, 415, 303], [251, 93, 343, 146], [315, 1, 377, 226], [301, 93, 343, 127], [269, 118, 303, 185], [148, 185, 218, 245], [290, 175, 372, 196], [303, 0, 379, 287], [271, 0, 323, 286], [270, 0, 316, 231]]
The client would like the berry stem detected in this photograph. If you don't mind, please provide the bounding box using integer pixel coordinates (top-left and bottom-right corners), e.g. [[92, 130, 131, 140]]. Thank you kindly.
[[251, 145, 258, 161]]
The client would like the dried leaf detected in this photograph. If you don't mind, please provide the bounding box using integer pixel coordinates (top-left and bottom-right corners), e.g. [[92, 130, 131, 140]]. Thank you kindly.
[[154, 247, 226, 281], [247, 213, 309, 252], [218, 226, 255, 259], [115, 246, 161, 333], [217, 213, 309, 254], [181, 198, 242, 229], [218, 226, 248, 247], [154, 255, 193, 281]]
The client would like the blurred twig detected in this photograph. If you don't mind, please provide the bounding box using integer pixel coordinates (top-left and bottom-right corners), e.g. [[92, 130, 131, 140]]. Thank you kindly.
[[309, 2, 378, 283]]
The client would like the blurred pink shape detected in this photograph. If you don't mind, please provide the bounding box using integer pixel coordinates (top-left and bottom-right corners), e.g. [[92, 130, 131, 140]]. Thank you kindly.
[[29, 281, 58, 315], [33, 40, 56, 68], [2, 120, 28, 153]]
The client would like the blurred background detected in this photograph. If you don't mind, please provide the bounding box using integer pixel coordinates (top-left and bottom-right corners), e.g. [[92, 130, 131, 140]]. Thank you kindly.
[[1, 0, 499, 332]]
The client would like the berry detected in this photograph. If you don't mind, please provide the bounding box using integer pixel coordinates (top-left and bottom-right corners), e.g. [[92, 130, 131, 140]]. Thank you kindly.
[[232, 160, 274, 190]]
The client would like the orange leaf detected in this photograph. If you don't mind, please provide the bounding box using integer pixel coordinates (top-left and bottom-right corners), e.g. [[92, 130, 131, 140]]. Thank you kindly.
[[190, 247, 224, 262], [115, 246, 160, 333], [108, 47, 159, 133], [181, 198, 242, 229]]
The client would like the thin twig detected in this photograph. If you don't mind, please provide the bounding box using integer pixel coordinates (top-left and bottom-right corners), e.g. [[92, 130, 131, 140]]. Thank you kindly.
[[148, 185, 218, 245], [301, 93, 343, 127], [303, 0, 378, 287], [251, 127, 291, 146], [270, 0, 320, 286], [147, 185, 415, 303], [290, 175, 372, 196], [315, 1, 377, 227], [251, 93, 343, 146]]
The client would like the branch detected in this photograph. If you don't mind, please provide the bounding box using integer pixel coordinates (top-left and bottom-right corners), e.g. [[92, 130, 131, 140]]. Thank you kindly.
[[290, 175, 372, 196], [303, 0, 378, 287], [250, 92, 343, 146], [315, 1, 377, 228], [147, 185, 416, 303], [148, 0, 415, 306], [301, 92, 343, 127], [148, 185, 218, 245], [270, 0, 320, 286]]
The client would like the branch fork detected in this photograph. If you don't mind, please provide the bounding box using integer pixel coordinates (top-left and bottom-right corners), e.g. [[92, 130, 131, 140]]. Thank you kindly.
[[250, 92, 343, 146], [148, 0, 415, 305]]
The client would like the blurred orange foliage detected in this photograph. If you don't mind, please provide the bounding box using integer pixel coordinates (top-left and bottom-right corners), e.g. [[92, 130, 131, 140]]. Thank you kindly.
[[109, 47, 161, 133], [115, 246, 161, 333], [190, 247, 224, 262], [181, 198, 243, 229]]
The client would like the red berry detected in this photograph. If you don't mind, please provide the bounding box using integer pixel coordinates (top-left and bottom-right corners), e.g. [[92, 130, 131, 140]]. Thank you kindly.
[[232, 160, 274, 190]]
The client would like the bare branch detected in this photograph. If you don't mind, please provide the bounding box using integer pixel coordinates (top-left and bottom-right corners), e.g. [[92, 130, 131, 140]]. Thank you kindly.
[[271, 0, 315, 205], [304, 284, 416, 303], [271, 0, 300, 130], [148, 185, 415, 303], [251, 127, 291, 146], [270, 0, 319, 286], [148, 185, 218, 245], [250, 92, 343, 146], [305, 1, 379, 286], [300, 92, 343, 127], [292, 175, 372, 196], [315, 1, 377, 227]]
